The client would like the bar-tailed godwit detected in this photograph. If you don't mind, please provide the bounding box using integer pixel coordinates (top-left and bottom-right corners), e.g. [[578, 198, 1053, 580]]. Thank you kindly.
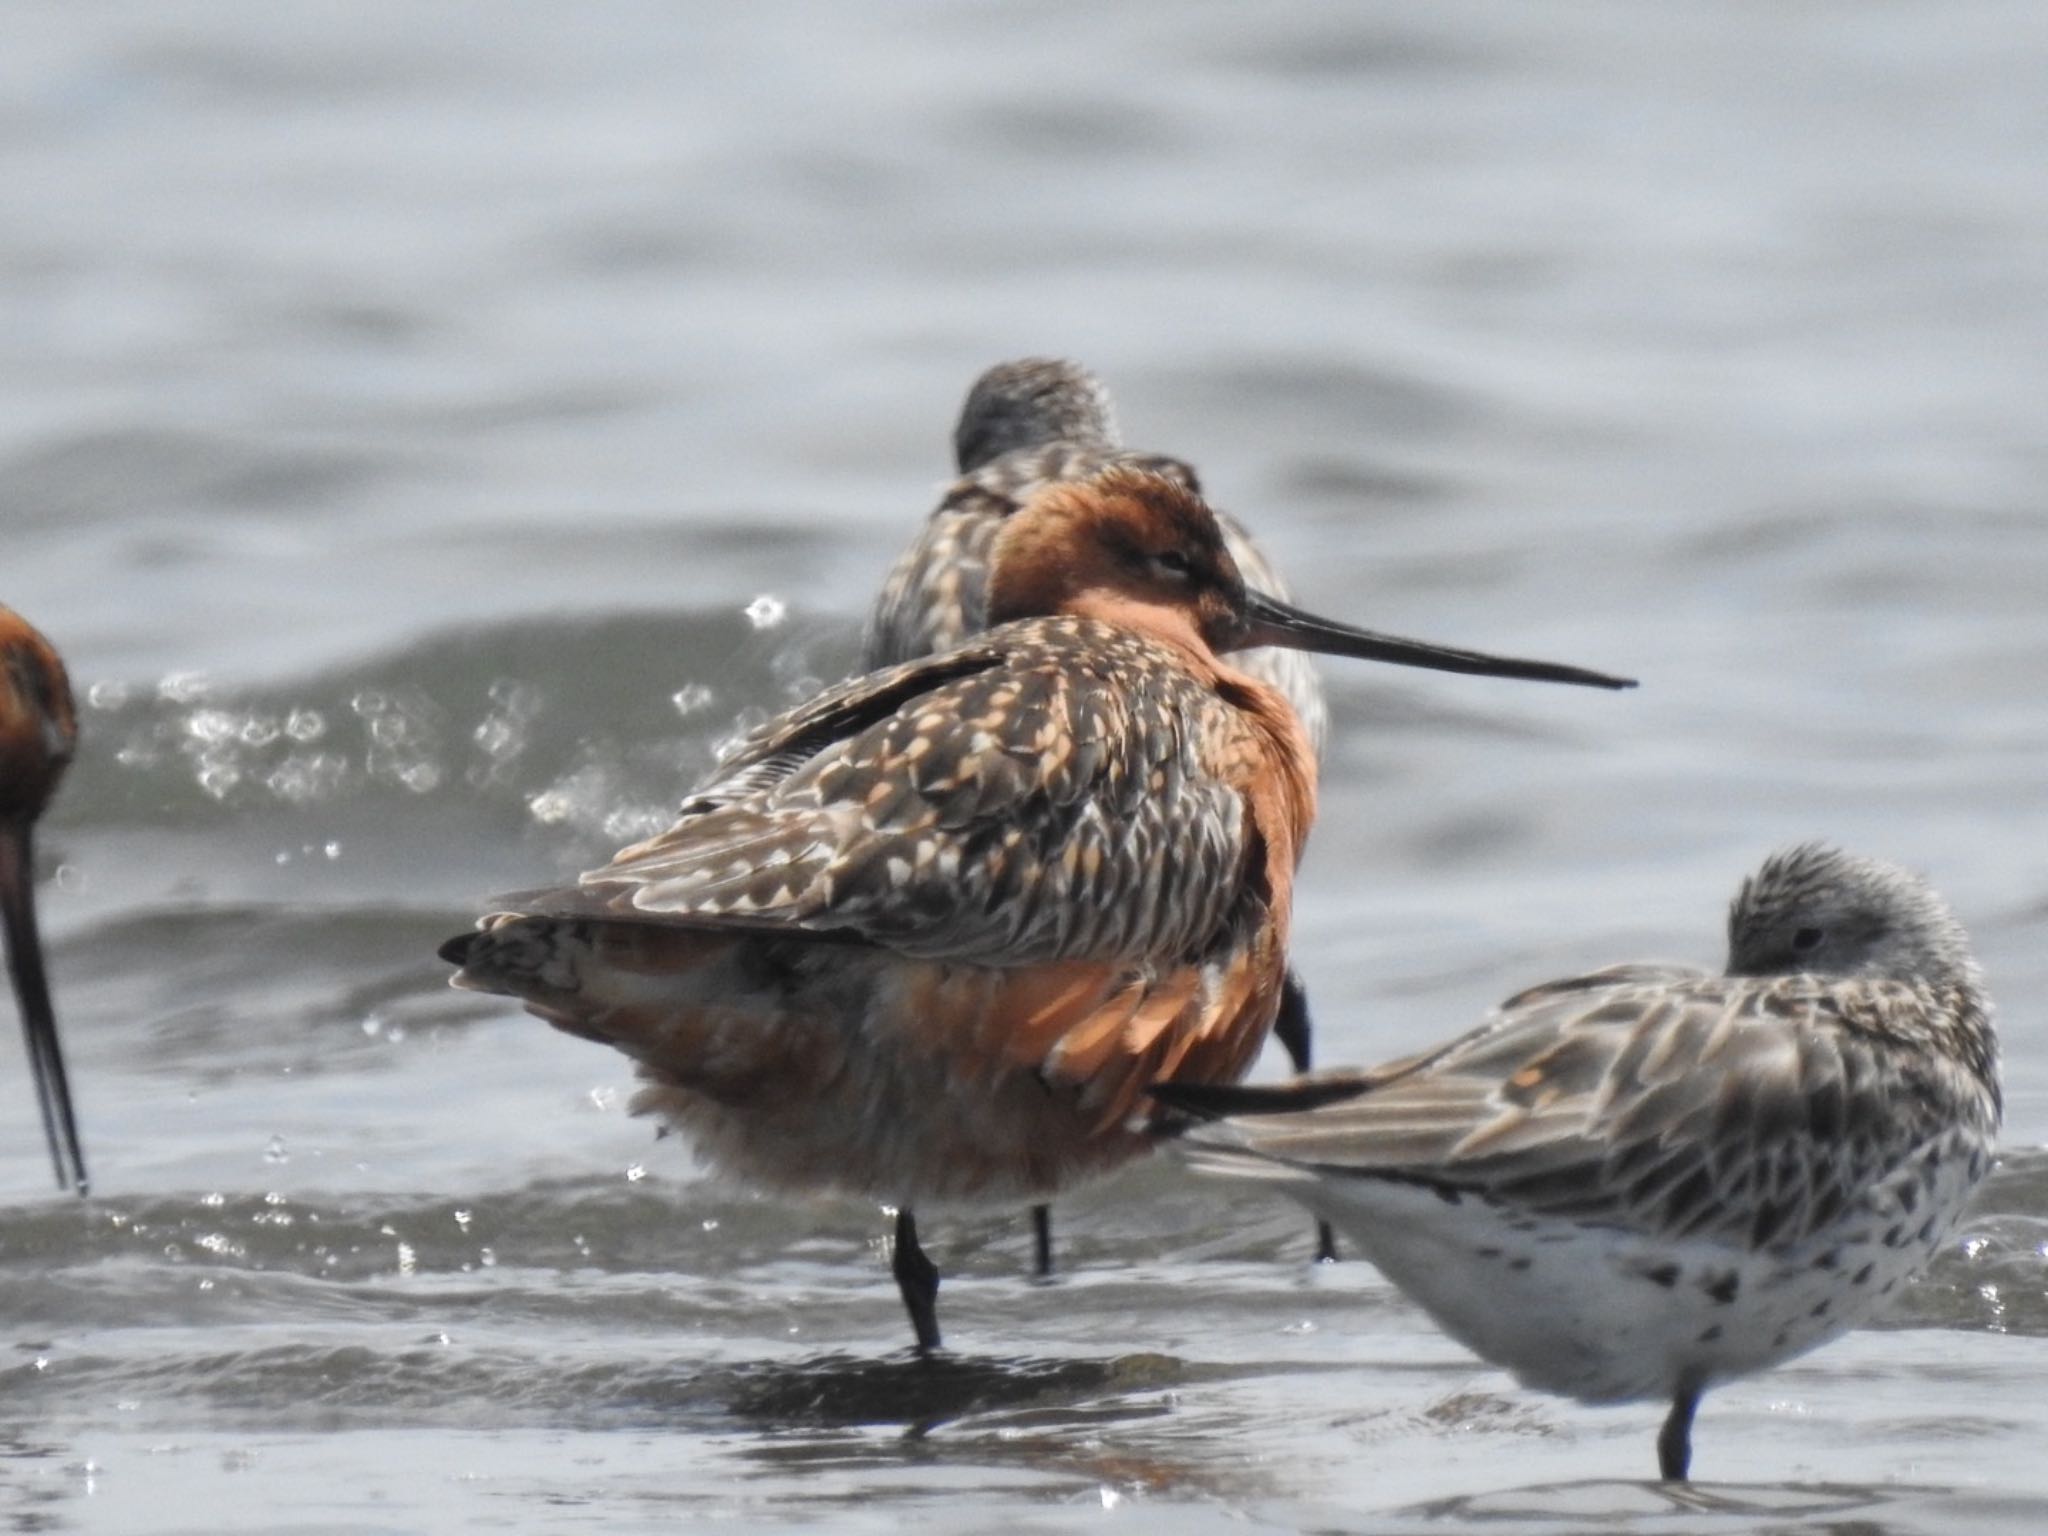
[[444, 465, 1633, 1350], [869, 357, 1336, 1269], [0, 606, 88, 1195], [1156, 844, 1997, 1480]]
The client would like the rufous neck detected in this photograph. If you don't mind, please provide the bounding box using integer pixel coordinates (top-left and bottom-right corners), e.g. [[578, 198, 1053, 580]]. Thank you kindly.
[[1060, 590, 1214, 663], [1218, 662, 1319, 864]]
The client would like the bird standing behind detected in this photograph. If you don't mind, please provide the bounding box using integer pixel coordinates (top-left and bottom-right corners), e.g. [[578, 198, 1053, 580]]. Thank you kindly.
[[1157, 844, 1998, 1481], [867, 358, 1327, 756], [868, 358, 1334, 1270]]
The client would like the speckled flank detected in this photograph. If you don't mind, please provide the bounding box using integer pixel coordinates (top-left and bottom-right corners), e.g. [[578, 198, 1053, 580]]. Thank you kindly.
[[865, 358, 1329, 757], [1166, 845, 1999, 1479]]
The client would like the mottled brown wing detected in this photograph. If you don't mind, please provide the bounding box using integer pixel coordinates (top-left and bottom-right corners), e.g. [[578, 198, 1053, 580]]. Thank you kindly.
[[864, 445, 1200, 668], [513, 618, 1252, 969], [864, 502, 1002, 666], [676, 641, 1012, 815], [1192, 970, 1986, 1250]]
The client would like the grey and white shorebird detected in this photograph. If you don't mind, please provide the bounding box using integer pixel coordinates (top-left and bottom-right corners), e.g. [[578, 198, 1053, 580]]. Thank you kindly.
[[866, 358, 1335, 1271], [1153, 844, 1998, 1482]]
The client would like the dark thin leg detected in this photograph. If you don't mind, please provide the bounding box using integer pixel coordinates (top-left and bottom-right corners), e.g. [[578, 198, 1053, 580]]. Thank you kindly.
[[1272, 968, 1313, 1072], [891, 1206, 942, 1353], [1273, 971, 1338, 1263], [1030, 1203, 1053, 1278], [1310, 1222, 1338, 1265], [1, 825, 87, 1195], [1657, 1381, 1701, 1482]]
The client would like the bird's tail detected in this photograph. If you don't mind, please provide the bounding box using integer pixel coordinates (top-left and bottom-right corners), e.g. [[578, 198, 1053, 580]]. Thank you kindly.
[[437, 915, 864, 1108], [440, 916, 585, 1000]]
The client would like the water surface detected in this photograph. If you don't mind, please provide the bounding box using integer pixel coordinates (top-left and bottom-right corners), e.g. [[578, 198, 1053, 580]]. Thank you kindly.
[[5, 3, 2048, 1530]]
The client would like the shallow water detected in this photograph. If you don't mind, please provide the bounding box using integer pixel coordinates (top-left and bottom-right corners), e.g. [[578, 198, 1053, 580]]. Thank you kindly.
[[6, 2, 2048, 1530]]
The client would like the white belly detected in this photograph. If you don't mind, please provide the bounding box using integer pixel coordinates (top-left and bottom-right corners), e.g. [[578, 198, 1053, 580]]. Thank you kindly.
[[1293, 1137, 1984, 1405]]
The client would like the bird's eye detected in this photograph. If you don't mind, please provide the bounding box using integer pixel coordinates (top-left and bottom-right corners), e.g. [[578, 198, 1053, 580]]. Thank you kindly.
[[1152, 550, 1195, 579], [1791, 927, 1824, 953]]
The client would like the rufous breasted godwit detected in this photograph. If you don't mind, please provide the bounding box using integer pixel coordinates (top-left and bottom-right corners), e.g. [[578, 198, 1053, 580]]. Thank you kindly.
[[444, 465, 1633, 1350], [869, 357, 1335, 1270], [0, 606, 88, 1195]]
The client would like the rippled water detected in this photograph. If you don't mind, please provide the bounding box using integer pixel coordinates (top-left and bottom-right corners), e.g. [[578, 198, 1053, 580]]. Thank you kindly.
[[6, 3, 2048, 1531]]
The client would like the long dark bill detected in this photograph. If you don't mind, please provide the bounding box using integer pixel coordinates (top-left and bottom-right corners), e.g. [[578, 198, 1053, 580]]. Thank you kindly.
[[1239, 590, 1636, 690], [0, 823, 87, 1195]]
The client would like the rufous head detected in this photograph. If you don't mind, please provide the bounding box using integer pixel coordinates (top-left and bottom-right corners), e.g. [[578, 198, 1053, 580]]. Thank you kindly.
[[985, 468, 1638, 690], [0, 607, 77, 824], [986, 466, 1248, 649]]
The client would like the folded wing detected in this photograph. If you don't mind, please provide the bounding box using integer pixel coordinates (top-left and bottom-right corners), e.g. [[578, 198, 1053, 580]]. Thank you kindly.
[[495, 619, 1253, 970], [1170, 967, 1981, 1251]]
